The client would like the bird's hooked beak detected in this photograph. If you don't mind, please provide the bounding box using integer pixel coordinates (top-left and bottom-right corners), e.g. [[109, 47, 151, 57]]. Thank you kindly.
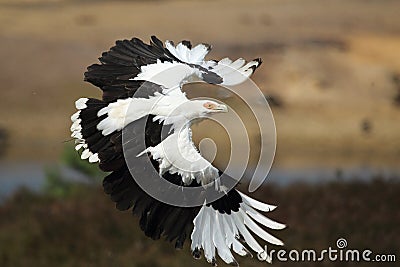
[[213, 103, 228, 113]]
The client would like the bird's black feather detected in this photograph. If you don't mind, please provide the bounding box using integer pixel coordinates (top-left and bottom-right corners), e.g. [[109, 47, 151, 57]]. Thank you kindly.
[[78, 36, 245, 249]]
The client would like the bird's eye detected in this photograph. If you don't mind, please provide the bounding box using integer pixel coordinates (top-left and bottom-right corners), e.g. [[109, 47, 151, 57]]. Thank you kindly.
[[203, 102, 216, 109]]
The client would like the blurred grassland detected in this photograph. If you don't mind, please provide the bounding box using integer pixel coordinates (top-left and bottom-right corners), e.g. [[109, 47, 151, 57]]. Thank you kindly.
[[0, 178, 399, 267]]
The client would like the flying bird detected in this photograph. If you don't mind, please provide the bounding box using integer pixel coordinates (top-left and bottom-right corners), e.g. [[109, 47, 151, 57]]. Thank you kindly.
[[70, 36, 285, 265]]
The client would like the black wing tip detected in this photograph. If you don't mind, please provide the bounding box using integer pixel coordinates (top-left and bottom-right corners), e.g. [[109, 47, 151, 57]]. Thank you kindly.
[[250, 58, 262, 71], [203, 43, 212, 51], [229, 259, 239, 266], [83, 63, 105, 86], [130, 37, 142, 43], [192, 248, 202, 259], [167, 39, 175, 46], [150, 35, 164, 47], [175, 239, 185, 249], [181, 40, 192, 49], [254, 58, 262, 67]]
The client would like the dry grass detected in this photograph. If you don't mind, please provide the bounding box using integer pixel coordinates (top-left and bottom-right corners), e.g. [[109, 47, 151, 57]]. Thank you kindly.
[[0, 179, 399, 267]]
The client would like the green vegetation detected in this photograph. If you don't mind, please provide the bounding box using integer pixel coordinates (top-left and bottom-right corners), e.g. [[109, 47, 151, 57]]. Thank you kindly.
[[43, 144, 104, 198], [60, 143, 104, 179]]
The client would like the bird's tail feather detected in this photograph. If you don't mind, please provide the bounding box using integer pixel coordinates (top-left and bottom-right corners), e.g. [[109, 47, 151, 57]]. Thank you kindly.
[[190, 190, 285, 265]]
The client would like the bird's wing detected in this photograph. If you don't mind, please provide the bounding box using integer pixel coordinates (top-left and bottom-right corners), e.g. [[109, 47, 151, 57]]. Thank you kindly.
[[88, 36, 260, 97], [100, 114, 203, 249], [73, 36, 197, 161], [202, 57, 262, 86], [74, 36, 233, 173], [84, 36, 222, 100], [164, 40, 262, 86], [77, 36, 261, 148], [83, 34, 262, 106], [104, 158, 285, 266], [70, 92, 188, 163], [191, 189, 285, 265], [84, 36, 178, 102]]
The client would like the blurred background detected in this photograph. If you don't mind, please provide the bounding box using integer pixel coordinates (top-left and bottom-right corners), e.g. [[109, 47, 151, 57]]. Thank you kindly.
[[0, 0, 399, 266]]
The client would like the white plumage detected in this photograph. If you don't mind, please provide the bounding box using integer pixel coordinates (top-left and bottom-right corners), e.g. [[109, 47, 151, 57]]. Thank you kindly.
[[191, 194, 285, 265], [138, 126, 220, 186]]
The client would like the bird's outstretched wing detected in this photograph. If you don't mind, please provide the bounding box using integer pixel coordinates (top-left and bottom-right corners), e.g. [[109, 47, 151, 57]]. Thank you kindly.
[[132, 38, 262, 93], [165, 40, 262, 86], [72, 36, 261, 177], [85, 35, 261, 97], [84, 36, 174, 102], [72, 36, 173, 164], [84, 36, 221, 100]]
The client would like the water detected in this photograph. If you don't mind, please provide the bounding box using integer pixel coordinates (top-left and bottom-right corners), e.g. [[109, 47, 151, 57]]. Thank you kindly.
[[0, 161, 399, 202], [0, 161, 92, 202], [0, 162, 45, 199]]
